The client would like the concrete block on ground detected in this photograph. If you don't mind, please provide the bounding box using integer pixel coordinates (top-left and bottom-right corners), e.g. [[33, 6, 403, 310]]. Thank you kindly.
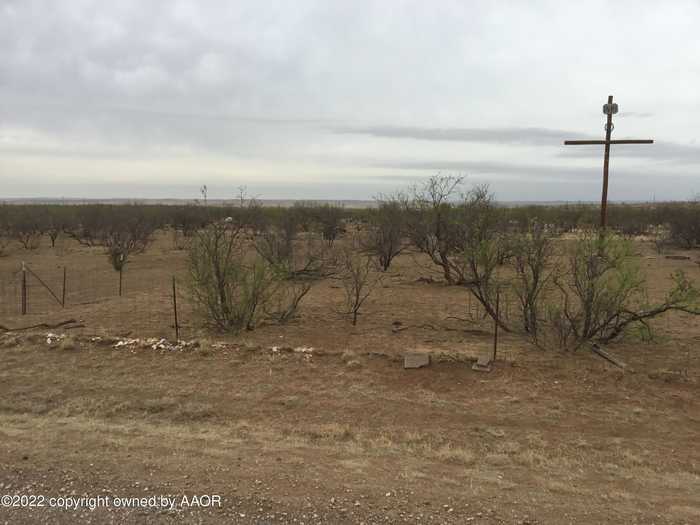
[[404, 352, 431, 369], [472, 353, 493, 372]]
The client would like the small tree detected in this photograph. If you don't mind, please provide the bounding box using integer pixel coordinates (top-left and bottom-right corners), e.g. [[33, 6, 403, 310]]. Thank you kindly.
[[363, 194, 406, 271], [171, 204, 207, 250], [337, 247, 382, 325], [0, 206, 10, 256], [453, 186, 512, 331], [406, 174, 464, 283], [9, 207, 43, 250], [511, 222, 557, 338], [103, 207, 156, 271], [667, 201, 700, 248], [314, 204, 344, 246], [188, 221, 272, 331], [255, 207, 300, 266], [64, 205, 107, 247], [550, 233, 700, 349], [35, 206, 67, 248], [189, 221, 316, 331], [263, 266, 313, 324], [651, 225, 671, 254]]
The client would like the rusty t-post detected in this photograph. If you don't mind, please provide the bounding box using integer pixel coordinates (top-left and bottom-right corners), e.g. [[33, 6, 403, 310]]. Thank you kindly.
[[172, 276, 180, 341], [492, 290, 500, 362], [20, 262, 27, 315], [62, 266, 66, 307]]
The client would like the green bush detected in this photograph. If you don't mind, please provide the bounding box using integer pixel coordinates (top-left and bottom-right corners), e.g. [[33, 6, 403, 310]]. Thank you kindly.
[[188, 222, 315, 332], [549, 233, 700, 349]]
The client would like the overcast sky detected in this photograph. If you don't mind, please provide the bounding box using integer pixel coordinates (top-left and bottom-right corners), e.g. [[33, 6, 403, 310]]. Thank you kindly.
[[1, 0, 699, 201]]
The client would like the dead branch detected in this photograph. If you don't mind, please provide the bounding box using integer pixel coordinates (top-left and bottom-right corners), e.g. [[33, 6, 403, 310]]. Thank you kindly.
[[0, 319, 83, 332]]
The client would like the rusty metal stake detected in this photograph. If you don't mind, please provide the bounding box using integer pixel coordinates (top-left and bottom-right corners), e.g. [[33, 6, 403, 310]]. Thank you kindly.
[[21, 262, 27, 315], [62, 266, 66, 307], [172, 276, 180, 341], [492, 290, 500, 362]]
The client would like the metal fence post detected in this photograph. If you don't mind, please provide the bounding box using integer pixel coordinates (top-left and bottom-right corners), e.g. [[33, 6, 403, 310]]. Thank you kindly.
[[21, 262, 27, 315], [172, 276, 180, 341], [62, 266, 67, 307]]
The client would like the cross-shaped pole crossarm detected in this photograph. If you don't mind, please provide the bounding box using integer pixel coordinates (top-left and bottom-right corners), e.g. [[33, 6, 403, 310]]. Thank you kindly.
[[563, 95, 654, 231], [564, 139, 654, 145]]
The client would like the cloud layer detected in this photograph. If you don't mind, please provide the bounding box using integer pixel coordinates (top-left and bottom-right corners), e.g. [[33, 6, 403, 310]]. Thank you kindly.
[[1, 0, 699, 200]]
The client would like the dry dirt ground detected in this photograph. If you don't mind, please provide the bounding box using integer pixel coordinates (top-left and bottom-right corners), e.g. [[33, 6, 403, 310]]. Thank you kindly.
[[0, 233, 699, 524]]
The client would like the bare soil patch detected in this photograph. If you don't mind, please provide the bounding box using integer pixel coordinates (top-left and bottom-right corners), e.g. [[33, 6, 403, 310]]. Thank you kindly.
[[0, 235, 699, 523]]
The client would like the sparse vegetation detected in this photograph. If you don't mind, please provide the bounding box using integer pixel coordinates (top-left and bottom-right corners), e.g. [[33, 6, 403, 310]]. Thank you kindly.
[[362, 194, 406, 271], [405, 174, 465, 284], [512, 222, 557, 338], [188, 221, 274, 332], [547, 233, 700, 349], [336, 244, 382, 325], [2, 182, 700, 344], [2, 186, 700, 525]]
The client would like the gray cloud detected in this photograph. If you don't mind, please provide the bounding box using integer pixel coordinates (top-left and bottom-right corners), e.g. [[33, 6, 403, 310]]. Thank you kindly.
[[558, 140, 700, 164], [1, 1, 699, 200], [620, 112, 654, 118], [334, 126, 595, 146], [374, 159, 626, 180]]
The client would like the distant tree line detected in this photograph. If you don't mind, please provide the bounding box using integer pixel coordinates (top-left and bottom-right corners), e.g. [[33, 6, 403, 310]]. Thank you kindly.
[[1, 180, 699, 347], [1, 192, 699, 257]]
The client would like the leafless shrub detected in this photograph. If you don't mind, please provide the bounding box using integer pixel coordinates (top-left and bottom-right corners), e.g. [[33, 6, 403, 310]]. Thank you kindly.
[[314, 204, 345, 246], [9, 207, 42, 250], [171, 205, 206, 250], [264, 277, 313, 324], [0, 207, 9, 256], [656, 198, 700, 249], [0, 236, 9, 257], [651, 225, 670, 254], [255, 208, 301, 266], [451, 186, 513, 332], [102, 208, 157, 271], [336, 247, 382, 325], [63, 205, 107, 247], [511, 222, 557, 338], [406, 174, 464, 284], [362, 194, 406, 271]]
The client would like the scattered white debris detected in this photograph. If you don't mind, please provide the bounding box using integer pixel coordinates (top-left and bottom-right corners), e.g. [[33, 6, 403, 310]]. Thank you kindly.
[[46, 333, 65, 345], [114, 338, 140, 348], [112, 337, 198, 352], [269, 345, 314, 355], [149, 338, 171, 350], [268, 345, 315, 361]]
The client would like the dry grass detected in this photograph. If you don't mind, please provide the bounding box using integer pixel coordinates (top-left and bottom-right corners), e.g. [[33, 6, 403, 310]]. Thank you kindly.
[[0, 234, 699, 523]]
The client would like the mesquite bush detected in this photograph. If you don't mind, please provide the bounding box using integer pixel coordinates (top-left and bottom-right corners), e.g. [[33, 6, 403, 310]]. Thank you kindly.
[[547, 233, 700, 349], [189, 221, 318, 332]]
